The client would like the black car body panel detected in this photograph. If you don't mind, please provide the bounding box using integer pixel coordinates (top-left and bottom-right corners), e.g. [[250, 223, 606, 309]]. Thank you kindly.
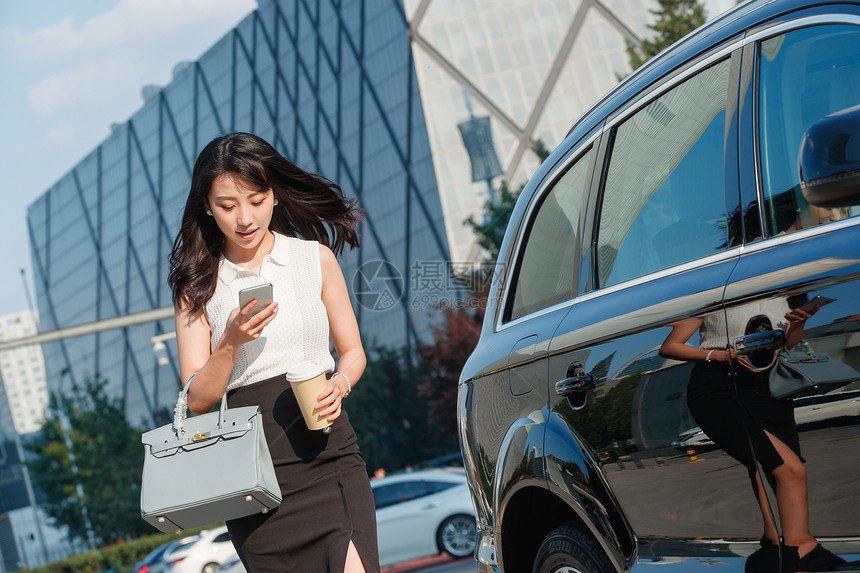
[[459, 1, 860, 571]]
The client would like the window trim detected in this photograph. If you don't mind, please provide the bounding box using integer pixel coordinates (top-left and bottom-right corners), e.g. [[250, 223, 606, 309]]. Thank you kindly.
[[738, 215, 860, 257], [571, 246, 743, 306], [603, 44, 741, 133], [498, 41, 741, 331], [587, 53, 740, 296], [594, 59, 736, 290], [495, 131, 601, 332], [748, 15, 860, 239]]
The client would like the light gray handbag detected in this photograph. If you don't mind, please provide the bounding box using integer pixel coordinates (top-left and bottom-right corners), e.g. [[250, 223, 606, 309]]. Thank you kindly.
[[140, 377, 281, 533], [769, 346, 860, 400]]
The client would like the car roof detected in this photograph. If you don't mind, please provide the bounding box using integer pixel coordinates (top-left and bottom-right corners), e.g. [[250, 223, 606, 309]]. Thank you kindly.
[[562, 0, 840, 146]]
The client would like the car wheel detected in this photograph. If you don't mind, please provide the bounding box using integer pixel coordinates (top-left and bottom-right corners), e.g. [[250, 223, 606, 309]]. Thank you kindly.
[[436, 513, 477, 558], [533, 523, 612, 573], [201, 562, 219, 573]]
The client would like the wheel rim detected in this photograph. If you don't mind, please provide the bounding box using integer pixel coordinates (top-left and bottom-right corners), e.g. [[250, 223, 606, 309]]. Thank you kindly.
[[440, 515, 477, 557], [550, 568, 584, 573], [202, 563, 218, 573]]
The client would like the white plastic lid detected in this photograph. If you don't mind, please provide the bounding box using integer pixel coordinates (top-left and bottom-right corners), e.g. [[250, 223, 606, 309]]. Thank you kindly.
[[285, 360, 326, 382]]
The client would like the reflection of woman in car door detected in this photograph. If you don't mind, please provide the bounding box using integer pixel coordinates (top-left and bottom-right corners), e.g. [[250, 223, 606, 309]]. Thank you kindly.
[[659, 299, 847, 571]]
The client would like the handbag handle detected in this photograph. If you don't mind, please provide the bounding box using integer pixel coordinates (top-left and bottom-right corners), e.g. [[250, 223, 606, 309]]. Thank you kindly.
[[173, 373, 228, 437]]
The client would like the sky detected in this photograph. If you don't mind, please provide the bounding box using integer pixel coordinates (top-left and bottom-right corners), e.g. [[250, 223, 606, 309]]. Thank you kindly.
[[0, 0, 257, 319]]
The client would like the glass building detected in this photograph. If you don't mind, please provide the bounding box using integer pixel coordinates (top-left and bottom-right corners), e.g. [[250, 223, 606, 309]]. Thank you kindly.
[[26, 0, 734, 428], [27, 0, 449, 428]]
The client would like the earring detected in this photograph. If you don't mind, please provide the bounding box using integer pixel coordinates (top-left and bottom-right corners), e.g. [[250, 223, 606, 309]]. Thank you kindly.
[[273, 199, 279, 206], [206, 209, 213, 216]]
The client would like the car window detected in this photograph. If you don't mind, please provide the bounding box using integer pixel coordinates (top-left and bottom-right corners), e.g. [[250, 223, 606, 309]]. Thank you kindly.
[[372, 480, 431, 509], [426, 480, 458, 494], [596, 58, 732, 288], [507, 147, 593, 321], [758, 24, 860, 236], [212, 532, 231, 543]]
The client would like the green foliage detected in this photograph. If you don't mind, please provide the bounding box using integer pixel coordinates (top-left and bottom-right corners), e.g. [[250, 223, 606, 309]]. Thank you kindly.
[[410, 140, 554, 449], [348, 344, 456, 473], [626, 0, 707, 71], [464, 181, 523, 263], [13, 527, 213, 573], [26, 376, 151, 547], [416, 282, 486, 440], [465, 139, 551, 262]]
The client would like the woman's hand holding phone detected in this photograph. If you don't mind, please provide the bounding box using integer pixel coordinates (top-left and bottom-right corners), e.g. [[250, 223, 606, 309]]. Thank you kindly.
[[224, 283, 278, 345]]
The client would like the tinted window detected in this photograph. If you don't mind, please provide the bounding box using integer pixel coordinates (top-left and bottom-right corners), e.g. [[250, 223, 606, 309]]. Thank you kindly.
[[758, 24, 860, 235], [372, 480, 431, 509], [596, 59, 731, 288], [507, 147, 593, 321], [426, 480, 457, 494]]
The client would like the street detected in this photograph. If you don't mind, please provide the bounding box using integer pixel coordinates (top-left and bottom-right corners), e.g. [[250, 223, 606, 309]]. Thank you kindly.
[[382, 555, 477, 573]]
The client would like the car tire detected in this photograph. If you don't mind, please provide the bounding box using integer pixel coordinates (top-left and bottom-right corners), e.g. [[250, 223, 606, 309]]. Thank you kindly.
[[201, 562, 219, 573], [532, 523, 613, 573], [436, 513, 477, 558]]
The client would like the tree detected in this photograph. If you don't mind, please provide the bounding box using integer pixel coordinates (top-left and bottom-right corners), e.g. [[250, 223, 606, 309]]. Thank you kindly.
[[27, 376, 150, 546], [416, 140, 552, 440], [465, 139, 551, 262], [626, 0, 707, 71], [348, 344, 456, 473], [416, 281, 488, 440]]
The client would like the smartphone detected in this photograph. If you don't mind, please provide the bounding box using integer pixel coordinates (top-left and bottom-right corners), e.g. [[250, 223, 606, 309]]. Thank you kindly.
[[796, 295, 835, 313], [238, 283, 274, 318]]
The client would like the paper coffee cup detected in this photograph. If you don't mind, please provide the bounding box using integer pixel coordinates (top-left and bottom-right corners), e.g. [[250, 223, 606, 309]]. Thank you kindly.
[[285, 361, 331, 431]]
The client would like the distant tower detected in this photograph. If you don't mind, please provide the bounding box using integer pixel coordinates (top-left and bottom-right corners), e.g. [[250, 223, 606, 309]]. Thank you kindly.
[[458, 89, 503, 205]]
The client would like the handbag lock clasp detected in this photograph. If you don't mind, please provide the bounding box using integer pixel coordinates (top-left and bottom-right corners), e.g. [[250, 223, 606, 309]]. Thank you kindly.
[[189, 431, 211, 443]]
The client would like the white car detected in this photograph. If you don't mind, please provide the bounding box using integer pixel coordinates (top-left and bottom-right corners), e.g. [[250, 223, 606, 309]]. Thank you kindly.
[[371, 468, 477, 567], [671, 427, 716, 452], [214, 552, 243, 573], [133, 536, 201, 573], [793, 389, 860, 425], [164, 526, 234, 573]]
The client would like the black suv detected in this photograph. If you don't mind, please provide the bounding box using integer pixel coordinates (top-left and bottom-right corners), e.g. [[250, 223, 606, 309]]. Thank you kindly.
[[458, 1, 860, 572]]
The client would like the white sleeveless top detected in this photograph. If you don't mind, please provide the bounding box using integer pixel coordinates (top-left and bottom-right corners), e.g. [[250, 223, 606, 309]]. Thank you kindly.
[[204, 233, 335, 390], [698, 298, 790, 350]]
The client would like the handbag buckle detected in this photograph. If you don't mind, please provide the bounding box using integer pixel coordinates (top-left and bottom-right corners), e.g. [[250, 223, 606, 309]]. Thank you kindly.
[[189, 431, 211, 443]]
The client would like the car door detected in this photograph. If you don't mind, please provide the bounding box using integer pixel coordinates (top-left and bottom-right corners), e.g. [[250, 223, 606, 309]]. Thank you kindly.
[[547, 46, 753, 562], [375, 479, 447, 565], [729, 13, 860, 567]]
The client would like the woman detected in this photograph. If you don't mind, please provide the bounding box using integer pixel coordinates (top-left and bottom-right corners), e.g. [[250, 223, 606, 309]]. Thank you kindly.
[[168, 132, 380, 573], [660, 300, 845, 572]]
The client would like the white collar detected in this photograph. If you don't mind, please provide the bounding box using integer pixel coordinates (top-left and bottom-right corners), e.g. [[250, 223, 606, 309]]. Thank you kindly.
[[217, 232, 289, 284]]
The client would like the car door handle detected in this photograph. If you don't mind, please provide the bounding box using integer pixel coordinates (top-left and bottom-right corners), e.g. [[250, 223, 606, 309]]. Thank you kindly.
[[732, 329, 786, 355], [555, 374, 596, 396], [422, 503, 438, 510]]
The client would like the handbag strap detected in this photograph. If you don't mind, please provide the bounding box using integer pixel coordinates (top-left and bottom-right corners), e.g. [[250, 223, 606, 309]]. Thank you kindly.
[[173, 373, 228, 437], [745, 351, 780, 373]]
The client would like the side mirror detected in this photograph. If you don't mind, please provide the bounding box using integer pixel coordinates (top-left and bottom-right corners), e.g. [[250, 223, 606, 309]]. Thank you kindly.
[[799, 104, 860, 207]]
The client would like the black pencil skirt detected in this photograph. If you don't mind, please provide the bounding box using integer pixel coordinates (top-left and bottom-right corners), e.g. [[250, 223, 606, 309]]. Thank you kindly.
[[686, 360, 802, 478], [225, 373, 380, 573]]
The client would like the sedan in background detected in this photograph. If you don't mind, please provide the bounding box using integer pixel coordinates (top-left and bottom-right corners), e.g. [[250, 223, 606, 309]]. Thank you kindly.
[[133, 536, 200, 573], [372, 468, 477, 567], [214, 552, 243, 573], [164, 526, 234, 573]]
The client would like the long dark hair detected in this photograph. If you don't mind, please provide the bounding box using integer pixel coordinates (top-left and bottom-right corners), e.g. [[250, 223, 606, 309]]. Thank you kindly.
[[168, 132, 361, 314]]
